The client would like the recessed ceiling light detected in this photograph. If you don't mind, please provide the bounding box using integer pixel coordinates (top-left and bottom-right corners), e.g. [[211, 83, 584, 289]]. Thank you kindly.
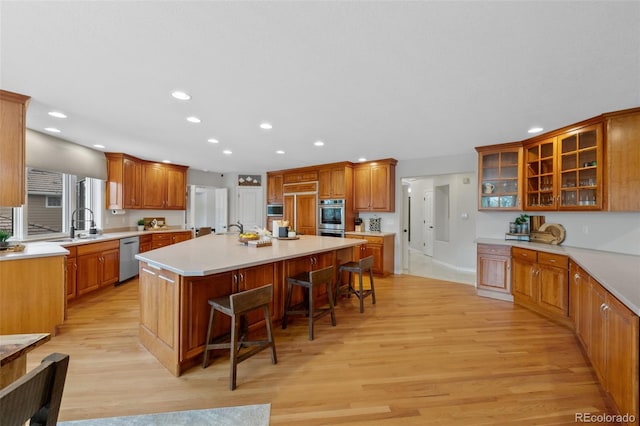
[[48, 111, 67, 119], [358, 157, 367, 162], [223, 150, 232, 155], [93, 144, 105, 149], [171, 91, 191, 100], [528, 127, 544, 134], [314, 141, 324, 147], [207, 138, 219, 144], [276, 150, 285, 154], [44, 127, 61, 133], [162, 160, 172, 164], [259, 122, 272, 130], [186, 116, 201, 123]]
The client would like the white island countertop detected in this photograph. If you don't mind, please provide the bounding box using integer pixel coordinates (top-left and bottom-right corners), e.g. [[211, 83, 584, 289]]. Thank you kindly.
[[135, 234, 366, 277], [477, 238, 640, 315], [0, 242, 69, 261]]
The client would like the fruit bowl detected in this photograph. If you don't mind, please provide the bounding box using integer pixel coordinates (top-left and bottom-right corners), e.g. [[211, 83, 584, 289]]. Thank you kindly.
[[238, 233, 260, 243]]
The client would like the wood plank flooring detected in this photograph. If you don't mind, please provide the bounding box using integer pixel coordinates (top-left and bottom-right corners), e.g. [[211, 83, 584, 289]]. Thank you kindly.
[[26, 274, 618, 425]]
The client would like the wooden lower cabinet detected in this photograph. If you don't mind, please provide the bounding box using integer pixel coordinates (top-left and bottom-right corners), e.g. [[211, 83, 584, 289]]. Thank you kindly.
[[512, 247, 569, 325], [76, 240, 119, 296], [139, 234, 152, 253], [65, 246, 78, 302], [345, 233, 394, 276], [151, 231, 192, 249], [586, 279, 639, 424], [476, 244, 511, 296], [283, 252, 336, 308]]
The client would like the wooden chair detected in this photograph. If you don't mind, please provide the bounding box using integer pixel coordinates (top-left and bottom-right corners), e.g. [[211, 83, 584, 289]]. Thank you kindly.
[[202, 284, 277, 390], [0, 352, 69, 426], [282, 265, 336, 340], [335, 255, 376, 313]]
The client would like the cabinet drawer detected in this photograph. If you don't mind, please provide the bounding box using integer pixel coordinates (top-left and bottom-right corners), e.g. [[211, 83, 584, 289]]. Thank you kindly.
[[364, 236, 383, 245], [77, 239, 119, 256], [538, 251, 568, 269], [477, 244, 510, 256], [152, 233, 172, 242], [139, 234, 152, 243], [512, 247, 537, 262], [65, 246, 77, 257]]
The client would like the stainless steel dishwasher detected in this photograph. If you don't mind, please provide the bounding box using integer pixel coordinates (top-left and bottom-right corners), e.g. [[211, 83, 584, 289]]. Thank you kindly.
[[119, 236, 140, 283]]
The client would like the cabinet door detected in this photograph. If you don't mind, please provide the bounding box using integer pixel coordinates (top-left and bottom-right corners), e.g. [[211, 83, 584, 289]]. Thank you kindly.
[[142, 163, 166, 208], [477, 253, 510, 293], [537, 264, 568, 317], [606, 110, 640, 211], [239, 263, 278, 324], [76, 253, 101, 296], [363, 243, 383, 275], [0, 91, 29, 207], [477, 148, 521, 210], [512, 258, 536, 302], [267, 174, 284, 203], [66, 256, 77, 301], [295, 193, 317, 235], [370, 163, 393, 211], [569, 262, 591, 348], [171, 231, 192, 244], [353, 166, 371, 211], [605, 293, 639, 422], [166, 167, 186, 209], [557, 124, 603, 210], [123, 157, 142, 209], [588, 280, 607, 385], [100, 248, 120, 286], [318, 168, 332, 199]]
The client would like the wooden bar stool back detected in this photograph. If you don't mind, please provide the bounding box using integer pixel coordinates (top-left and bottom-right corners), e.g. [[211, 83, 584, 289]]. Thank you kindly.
[[336, 255, 376, 313], [201, 284, 277, 390], [282, 265, 336, 340]]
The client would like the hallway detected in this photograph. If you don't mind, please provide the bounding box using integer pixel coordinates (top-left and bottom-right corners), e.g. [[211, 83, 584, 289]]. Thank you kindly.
[[407, 249, 475, 285]]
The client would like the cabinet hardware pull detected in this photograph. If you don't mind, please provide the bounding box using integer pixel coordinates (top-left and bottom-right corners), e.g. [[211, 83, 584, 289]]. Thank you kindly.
[[239, 272, 244, 282], [159, 275, 175, 284], [142, 268, 157, 276], [233, 274, 238, 284], [574, 273, 580, 284]]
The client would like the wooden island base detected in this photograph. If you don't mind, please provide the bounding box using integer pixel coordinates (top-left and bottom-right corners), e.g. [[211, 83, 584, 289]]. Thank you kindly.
[[136, 235, 363, 376]]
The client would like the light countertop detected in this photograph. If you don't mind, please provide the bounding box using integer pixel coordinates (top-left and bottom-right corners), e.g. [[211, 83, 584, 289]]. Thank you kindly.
[[345, 231, 395, 237], [136, 234, 367, 277], [477, 238, 640, 316], [0, 242, 69, 261]]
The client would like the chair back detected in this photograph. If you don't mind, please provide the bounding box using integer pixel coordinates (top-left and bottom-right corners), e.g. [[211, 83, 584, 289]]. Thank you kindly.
[[310, 265, 334, 286], [197, 227, 212, 237], [0, 352, 69, 426], [359, 255, 374, 271], [230, 284, 273, 314]]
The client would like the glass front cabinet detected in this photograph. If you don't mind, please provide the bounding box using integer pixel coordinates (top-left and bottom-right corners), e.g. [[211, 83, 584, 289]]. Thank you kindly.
[[476, 143, 522, 210], [524, 123, 603, 211]]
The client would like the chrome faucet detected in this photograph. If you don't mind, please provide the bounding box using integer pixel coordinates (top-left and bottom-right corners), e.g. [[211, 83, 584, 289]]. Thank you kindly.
[[70, 208, 96, 238], [227, 222, 243, 234]]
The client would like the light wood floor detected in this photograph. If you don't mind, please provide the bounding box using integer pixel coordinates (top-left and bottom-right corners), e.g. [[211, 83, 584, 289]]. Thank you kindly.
[[27, 274, 617, 425]]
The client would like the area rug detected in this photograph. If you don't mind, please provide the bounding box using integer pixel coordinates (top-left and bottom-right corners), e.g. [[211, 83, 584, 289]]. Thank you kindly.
[[58, 404, 270, 426]]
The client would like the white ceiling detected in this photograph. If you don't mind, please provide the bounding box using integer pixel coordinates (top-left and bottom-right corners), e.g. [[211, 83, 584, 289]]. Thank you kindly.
[[1, 1, 639, 174]]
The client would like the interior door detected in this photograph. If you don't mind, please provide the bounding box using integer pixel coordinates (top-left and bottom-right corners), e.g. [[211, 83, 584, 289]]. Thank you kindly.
[[424, 190, 434, 256], [214, 188, 228, 234], [236, 187, 263, 231]]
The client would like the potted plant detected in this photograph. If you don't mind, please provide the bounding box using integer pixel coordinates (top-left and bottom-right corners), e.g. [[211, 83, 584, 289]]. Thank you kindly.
[[137, 219, 145, 231], [0, 229, 11, 247], [514, 214, 529, 234]]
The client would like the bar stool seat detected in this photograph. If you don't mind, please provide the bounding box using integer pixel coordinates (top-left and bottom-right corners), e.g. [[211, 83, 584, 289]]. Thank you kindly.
[[335, 255, 376, 313], [202, 284, 277, 390], [282, 265, 336, 340]]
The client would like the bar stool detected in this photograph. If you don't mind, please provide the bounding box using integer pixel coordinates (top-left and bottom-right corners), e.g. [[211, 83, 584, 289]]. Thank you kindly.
[[282, 265, 336, 340], [335, 255, 376, 313], [202, 284, 277, 390]]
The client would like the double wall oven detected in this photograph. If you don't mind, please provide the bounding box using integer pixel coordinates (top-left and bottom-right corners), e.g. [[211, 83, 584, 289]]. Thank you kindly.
[[318, 199, 345, 237]]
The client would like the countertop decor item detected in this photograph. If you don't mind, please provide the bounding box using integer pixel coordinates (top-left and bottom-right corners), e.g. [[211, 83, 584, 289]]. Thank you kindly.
[[530, 223, 566, 245], [369, 217, 381, 232]]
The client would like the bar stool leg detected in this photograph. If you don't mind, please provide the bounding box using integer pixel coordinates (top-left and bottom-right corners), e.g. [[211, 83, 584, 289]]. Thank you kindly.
[[326, 281, 336, 326], [307, 286, 314, 341], [264, 305, 277, 364], [369, 268, 376, 305], [202, 306, 215, 368], [358, 271, 365, 313], [282, 281, 293, 329], [229, 313, 240, 390]]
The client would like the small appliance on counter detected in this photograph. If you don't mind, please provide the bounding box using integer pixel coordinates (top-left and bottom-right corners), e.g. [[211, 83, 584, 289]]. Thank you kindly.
[[272, 220, 290, 238], [354, 217, 363, 232]]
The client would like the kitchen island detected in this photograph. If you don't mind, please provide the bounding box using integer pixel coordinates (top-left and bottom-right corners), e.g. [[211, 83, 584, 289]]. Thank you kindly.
[[135, 234, 366, 376]]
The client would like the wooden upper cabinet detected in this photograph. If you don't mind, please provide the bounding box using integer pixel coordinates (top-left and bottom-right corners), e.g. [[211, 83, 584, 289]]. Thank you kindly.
[[523, 123, 603, 211], [283, 170, 318, 184], [105, 153, 142, 210], [476, 143, 522, 210], [318, 165, 350, 199], [605, 108, 640, 211], [353, 159, 397, 212], [165, 166, 186, 209], [267, 173, 284, 204], [0, 90, 30, 207]]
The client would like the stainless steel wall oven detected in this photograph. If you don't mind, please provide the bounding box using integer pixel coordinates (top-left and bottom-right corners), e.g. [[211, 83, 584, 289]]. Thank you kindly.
[[318, 199, 345, 236]]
